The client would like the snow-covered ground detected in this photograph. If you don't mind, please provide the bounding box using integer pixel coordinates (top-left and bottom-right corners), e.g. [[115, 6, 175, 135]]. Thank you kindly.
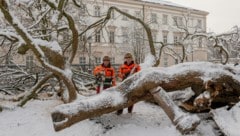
[[1, 62, 240, 136], [1, 99, 239, 136]]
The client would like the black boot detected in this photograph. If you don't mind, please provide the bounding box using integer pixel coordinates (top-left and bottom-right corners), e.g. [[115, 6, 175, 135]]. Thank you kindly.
[[128, 105, 133, 113], [116, 109, 123, 115]]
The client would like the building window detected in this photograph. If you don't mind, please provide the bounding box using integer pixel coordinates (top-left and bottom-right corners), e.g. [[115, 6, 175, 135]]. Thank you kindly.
[[152, 32, 157, 42], [79, 5, 86, 15], [95, 57, 101, 64], [163, 35, 167, 43], [173, 32, 183, 43], [162, 14, 168, 25], [135, 11, 141, 19], [189, 18, 194, 27], [151, 13, 157, 23], [135, 34, 141, 45], [172, 16, 177, 26], [95, 30, 101, 43], [122, 28, 129, 44], [178, 17, 183, 26], [163, 55, 168, 67], [122, 10, 128, 20], [134, 28, 143, 45], [197, 19, 202, 29], [179, 35, 183, 42], [110, 57, 115, 64], [174, 36, 178, 43], [173, 16, 183, 26], [109, 31, 115, 43], [162, 31, 168, 44], [198, 37, 203, 47], [94, 6, 100, 17], [79, 57, 86, 64], [26, 56, 34, 68], [79, 34, 86, 50]]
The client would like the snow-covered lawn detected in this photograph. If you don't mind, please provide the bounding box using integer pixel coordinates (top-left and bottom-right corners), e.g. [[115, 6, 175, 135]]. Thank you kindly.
[[0, 99, 240, 136]]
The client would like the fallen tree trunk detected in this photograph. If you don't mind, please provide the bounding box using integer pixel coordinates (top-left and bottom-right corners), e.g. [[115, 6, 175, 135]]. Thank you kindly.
[[52, 87, 153, 131], [51, 62, 240, 131]]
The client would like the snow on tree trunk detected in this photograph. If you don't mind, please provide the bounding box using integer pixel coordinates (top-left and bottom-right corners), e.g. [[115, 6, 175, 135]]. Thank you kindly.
[[51, 87, 152, 131], [150, 87, 200, 134], [51, 62, 240, 131]]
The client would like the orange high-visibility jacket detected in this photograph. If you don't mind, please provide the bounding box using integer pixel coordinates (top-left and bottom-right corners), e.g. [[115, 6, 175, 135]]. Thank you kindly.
[[93, 64, 116, 87], [118, 61, 140, 81]]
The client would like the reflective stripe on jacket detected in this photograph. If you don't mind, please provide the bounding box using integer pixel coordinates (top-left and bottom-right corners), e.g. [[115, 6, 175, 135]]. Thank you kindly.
[[93, 64, 116, 87], [118, 61, 140, 81]]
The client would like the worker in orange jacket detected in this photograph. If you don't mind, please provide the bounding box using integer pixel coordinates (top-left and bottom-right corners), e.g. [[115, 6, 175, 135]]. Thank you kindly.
[[93, 56, 116, 94], [117, 53, 140, 115]]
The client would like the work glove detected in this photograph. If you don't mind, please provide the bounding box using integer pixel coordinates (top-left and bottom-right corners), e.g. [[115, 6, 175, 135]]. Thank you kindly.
[[96, 71, 104, 76]]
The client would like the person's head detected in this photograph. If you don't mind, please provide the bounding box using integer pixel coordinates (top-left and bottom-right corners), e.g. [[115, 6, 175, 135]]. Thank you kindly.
[[102, 56, 111, 66], [124, 53, 133, 64]]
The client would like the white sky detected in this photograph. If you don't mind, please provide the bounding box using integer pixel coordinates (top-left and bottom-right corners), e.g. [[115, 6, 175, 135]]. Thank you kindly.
[[168, 0, 240, 33]]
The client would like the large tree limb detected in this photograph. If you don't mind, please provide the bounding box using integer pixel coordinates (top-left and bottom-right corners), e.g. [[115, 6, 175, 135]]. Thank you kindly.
[[150, 87, 200, 134], [51, 62, 240, 131]]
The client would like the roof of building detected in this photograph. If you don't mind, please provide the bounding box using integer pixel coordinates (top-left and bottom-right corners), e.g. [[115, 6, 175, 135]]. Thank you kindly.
[[141, 0, 187, 8], [139, 0, 208, 15]]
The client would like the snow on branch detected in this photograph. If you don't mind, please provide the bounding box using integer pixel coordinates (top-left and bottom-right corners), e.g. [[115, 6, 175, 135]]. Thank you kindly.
[[0, 0, 77, 102], [27, 7, 51, 29], [43, 0, 79, 64], [0, 31, 23, 42], [33, 39, 62, 55]]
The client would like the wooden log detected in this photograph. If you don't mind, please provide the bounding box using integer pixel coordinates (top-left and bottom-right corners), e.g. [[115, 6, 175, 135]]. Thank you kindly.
[[51, 62, 240, 131], [51, 86, 152, 131], [150, 87, 200, 134]]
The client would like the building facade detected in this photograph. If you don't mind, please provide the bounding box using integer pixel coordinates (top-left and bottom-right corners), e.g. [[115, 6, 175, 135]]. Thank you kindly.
[[0, 0, 209, 72], [73, 0, 209, 70]]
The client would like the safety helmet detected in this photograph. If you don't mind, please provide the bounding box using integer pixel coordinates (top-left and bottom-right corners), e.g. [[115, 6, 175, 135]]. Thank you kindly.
[[124, 53, 133, 59], [102, 56, 110, 61]]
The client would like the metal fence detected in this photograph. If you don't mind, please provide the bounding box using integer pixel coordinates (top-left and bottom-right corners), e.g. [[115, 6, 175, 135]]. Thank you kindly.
[[73, 64, 121, 74], [0, 63, 122, 75]]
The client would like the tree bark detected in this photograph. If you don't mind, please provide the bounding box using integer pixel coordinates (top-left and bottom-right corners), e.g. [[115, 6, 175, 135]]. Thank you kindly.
[[150, 87, 200, 134], [52, 86, 153, 131], [51, 63, 240, 131]]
